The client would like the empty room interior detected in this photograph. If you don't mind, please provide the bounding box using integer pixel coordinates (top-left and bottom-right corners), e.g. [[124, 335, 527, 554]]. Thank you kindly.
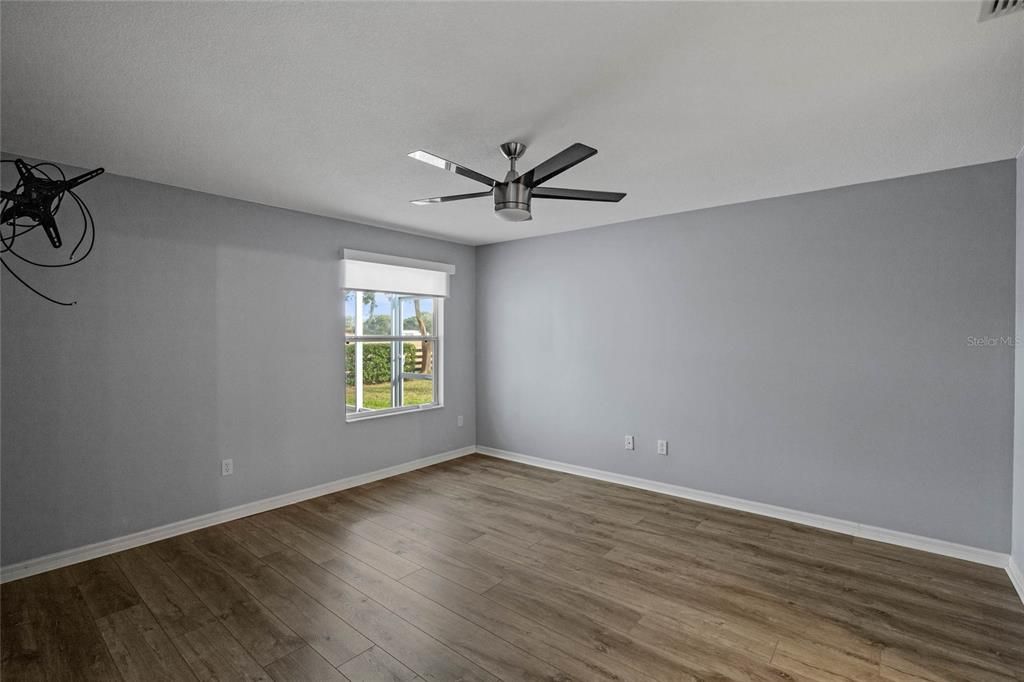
[[3, 1, 1024, 680]]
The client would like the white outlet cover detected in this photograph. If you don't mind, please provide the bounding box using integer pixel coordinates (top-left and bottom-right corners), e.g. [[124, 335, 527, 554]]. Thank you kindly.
[[457, 415, 464, 427], [222, 459, 234, 476], [657, 440, 668, 455], [624, 435, 635, 450]]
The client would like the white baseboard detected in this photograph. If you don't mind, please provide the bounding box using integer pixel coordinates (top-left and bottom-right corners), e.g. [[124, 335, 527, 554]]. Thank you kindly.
[[476, 445, 1012, 571], [0, 445, 475, 584], [1008, 557, 1024, 606]]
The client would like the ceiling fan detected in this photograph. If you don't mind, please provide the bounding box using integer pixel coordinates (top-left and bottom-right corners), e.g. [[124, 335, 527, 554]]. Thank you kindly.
[[408, 142, 625, 222]]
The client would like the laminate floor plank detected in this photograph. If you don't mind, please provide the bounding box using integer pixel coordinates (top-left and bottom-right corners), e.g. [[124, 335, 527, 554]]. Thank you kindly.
[[188, 527, 373, 667], [264, 549, 499, 682], [151, 536, 304, 666], [361, 481, 544, 545], [337, 646, 419, 682], [67, 555, 142, 620], [1, 569, 124, 681], [248, 511, 351, 565], [299, 502, 503, 593], [113, 545, 218, 639], [3, 453, 1022, 682], [482, 571, 737, 682], [319, 551, 568, 681], [400, 567, 658, 682], [171, 621, 270, 681], [359, 530, 501, 594], [472, 507, 1021, 680], [264, 645, 347, 682], [633, 517, 1024, 624], [383, 520, 528, 582], [96, 603, 198, 681], [275, 505, 421, 580], [586, 538, 1021, 679], [423, 478, 641, 550], [0, 619, 50, 682], [342, 492, 486, 544], [602, 538, 1024, 649], [221, 517, 289, 559], [352, 489, 538, 552], [631, 609, 778, 664], [608, 542, 1024, 675]]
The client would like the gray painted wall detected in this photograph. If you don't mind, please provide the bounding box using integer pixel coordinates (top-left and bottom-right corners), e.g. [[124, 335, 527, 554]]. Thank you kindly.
[[477, 161, 1016, 551], [1, 158, 476, 566], [1014, 151, 1023, 571], [3, 156, 1016, 566]]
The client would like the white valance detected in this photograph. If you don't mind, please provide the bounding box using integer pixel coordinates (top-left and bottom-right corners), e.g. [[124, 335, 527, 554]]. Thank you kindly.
[[339, 250, 454, 297]]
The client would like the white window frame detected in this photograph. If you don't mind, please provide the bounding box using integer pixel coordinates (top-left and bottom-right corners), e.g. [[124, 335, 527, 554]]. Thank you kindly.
[[344, 289, 443, 421]]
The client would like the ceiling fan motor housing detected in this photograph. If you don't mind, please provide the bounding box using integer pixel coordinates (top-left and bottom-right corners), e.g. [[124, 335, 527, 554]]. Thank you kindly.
[[493, 174, 532, 222]]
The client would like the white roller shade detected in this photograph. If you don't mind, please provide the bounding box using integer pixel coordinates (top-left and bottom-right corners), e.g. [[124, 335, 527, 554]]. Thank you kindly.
[[339, 250, 454, 297]]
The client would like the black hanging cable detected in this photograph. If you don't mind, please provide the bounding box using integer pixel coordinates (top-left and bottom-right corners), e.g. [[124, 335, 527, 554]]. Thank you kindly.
[[0, 223, 42, 247], [1, 159, 102, 305], [0, 166, 29, 252], [1, 163, 96, 267], [0, 257, 75, 306]]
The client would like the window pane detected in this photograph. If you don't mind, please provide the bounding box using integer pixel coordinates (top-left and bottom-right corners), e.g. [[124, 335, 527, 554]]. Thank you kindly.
[[344, 340, 356, 411], [343, 291, 440, 420], [360, 292, 396, 336], [402, 376, 434, 406], [343, 291, 356, 335], [360, 341, 395, 410], [402, 339, 435, 375], [400, 297, 435, 336], [345, 340, 395, 412]]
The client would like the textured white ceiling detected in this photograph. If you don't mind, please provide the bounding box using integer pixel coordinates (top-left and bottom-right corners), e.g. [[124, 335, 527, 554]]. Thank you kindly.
[[2, 2, 1022, 245]]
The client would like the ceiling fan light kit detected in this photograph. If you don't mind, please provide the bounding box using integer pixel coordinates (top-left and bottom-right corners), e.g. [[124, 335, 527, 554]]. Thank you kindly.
[[408, 141, 625, 222], [494, 142, 531, 222]]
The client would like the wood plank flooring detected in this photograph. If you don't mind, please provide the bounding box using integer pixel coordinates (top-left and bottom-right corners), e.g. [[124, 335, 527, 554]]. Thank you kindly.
[[3, 453, 1023, 681]]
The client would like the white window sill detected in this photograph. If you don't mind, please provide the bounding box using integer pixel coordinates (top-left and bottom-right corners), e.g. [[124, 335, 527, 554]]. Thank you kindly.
[[345, 404, 443, 423]]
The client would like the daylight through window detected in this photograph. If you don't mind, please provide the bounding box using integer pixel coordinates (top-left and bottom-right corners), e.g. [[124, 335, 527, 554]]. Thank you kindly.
[[340, 251, 451, 420]]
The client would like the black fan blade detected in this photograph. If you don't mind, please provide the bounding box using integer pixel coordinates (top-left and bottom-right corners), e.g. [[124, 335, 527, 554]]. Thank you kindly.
[[64, 167, 105, 191], [37, 211, 62, 248], [518, 143, 597, 188], [532, 187, 626, 202], [408, 151, 497, 188], [411, 190, 493, 205]]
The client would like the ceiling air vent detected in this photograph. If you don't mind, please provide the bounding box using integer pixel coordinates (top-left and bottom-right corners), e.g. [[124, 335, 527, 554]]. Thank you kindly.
[[979, 0, 1023, 21]]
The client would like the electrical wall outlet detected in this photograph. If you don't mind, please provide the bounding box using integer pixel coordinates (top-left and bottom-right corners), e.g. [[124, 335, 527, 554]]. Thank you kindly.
[[457, 415, 464, 427], [624, 435, 634, 451], [222, 459, 234, 476], [656, 440, 668, 456]]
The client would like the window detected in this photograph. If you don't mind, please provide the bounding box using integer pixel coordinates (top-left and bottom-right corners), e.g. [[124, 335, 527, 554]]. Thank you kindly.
[[340, 251, 452, 421]]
